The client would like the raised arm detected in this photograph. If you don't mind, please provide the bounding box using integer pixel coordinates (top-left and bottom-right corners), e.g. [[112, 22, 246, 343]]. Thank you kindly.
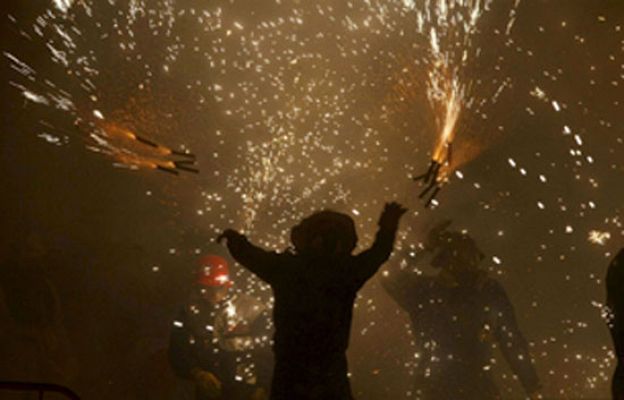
[[490, 282, 541, 397], [352, 202, 407, 286], [218, 229, 283, 283], [380, 247, 430, 311]]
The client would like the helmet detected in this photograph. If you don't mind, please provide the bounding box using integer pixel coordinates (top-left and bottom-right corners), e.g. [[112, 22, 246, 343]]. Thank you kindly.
[[197, 255, 232, 287], [290, 210, 357, 256], [432, 231, 484, 270]]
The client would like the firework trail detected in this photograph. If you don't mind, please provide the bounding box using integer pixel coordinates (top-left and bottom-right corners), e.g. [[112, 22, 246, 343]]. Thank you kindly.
[[395, 0, 522, 207], [5, 0, 197, 173]]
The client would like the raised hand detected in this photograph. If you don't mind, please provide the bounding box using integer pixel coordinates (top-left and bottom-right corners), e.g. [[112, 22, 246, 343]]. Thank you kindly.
[[378, 202, 408, 229], [216, 229, 240, 244]]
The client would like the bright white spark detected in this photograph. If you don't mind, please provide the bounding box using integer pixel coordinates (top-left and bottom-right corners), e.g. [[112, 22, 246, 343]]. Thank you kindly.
[[52, 0, 75, 13], [23, 90, 49, 105], [588, 230, 611, 246]]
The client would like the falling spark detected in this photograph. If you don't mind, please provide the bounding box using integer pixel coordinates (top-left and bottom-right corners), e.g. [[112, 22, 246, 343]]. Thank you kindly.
[[588, 230, 611, 246], [52, 0, 75, 13]]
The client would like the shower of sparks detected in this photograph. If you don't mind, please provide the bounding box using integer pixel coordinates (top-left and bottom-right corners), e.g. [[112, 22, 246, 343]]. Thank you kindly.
[[3, 1, 624, 399], [5, 0, 192, 173], [383, 0, 521, 208], [411, 0, 521, 174], [3, 0, 523, 229]]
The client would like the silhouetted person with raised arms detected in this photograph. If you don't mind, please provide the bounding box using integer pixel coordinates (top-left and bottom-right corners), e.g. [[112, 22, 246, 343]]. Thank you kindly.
[[218, 202, 407, 400], [381, 221, 541, 400], [607, 248, 624, 400]]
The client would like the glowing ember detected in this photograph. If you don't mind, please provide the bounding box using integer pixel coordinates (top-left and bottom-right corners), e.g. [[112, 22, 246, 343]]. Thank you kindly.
[[588, 230, 611, 246]]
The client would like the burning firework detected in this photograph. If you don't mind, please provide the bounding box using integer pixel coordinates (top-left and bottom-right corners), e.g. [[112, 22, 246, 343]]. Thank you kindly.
[[4, 0, 197, 173], [397, 0, 521, 207]]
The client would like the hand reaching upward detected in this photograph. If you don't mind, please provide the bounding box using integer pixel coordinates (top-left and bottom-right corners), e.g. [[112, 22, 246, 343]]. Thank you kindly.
[[378, 202, 408, 230]]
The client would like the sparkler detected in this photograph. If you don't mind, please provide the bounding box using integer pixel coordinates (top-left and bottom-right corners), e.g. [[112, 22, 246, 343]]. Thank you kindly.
[[87, 120, 198, 174], [5, 0, 191, 174], [407, 0, 519, 208]]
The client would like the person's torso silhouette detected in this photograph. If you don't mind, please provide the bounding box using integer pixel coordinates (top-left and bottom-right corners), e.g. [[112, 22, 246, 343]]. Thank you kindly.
[[220, 203, 406, 400], [381, 225, 540, 400], [607, 248, 624, 400]]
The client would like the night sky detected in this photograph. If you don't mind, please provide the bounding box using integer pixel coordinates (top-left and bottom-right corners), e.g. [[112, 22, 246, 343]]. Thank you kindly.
[[1, 1, 623, 399]]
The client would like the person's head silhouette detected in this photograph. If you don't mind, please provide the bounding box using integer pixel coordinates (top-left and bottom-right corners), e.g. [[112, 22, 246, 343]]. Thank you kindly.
[[430, 230, 485, 286], [290, 211, 357, 257]]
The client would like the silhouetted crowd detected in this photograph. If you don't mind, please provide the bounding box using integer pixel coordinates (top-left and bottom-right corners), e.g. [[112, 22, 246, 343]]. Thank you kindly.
[[1, 205, 623, 399]]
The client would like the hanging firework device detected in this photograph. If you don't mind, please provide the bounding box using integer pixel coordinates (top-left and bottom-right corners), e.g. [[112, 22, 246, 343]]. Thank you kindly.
[[131, 133, 199, 175], [412, 141, 452, 208], [156, 151, 198, 176]]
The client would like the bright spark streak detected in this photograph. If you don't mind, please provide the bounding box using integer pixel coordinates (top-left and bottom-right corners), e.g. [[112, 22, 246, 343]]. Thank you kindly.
[[52, 0, 75, 13]]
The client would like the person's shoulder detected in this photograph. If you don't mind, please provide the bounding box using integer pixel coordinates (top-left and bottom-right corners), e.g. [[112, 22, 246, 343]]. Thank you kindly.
[[270, 250, 298, 270], [607, 248, 624, 282], [401, 274, 436, 293], [279, 249, 297, 259], [235, 293, 265, 309], [232, 293, 268, 322], [481, 275, 500, 287], [477, 274, 496, 286], [416, 275, 437, 286], [480, 276, 509, 298]]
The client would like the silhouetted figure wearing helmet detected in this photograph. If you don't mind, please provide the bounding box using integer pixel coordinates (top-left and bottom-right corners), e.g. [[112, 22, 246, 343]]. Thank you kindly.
[[607, 248, 624, 400], [169, 255, 273, 400], [218, 202, 407, 400], [381, 221, 541, 400]]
